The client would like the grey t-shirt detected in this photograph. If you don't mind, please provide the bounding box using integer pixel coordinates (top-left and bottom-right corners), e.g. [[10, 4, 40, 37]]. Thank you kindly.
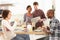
[[24, 13, 32, 24]]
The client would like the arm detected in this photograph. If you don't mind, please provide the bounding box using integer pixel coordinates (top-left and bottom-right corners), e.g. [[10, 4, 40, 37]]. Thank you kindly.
[[24, 14, 26, 22], [49, 19, 59, 34], [39, 10, 46, 19], [38, 10, 46, 21], [42, 26, 51, 34], [3, 21, 17, 31]]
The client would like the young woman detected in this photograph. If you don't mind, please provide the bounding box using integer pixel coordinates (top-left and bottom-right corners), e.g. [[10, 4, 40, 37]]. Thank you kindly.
[[24, 5, 32, 25], [2, 10, 30, 40]]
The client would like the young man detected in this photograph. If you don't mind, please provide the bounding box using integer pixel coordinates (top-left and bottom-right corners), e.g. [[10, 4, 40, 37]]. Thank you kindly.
[[47, 9, 60, 40], [32, 2, 46, 21]]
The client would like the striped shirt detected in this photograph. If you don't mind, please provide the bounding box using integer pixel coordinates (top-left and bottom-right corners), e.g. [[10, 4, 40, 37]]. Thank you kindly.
[[49, 17, 60, 40]]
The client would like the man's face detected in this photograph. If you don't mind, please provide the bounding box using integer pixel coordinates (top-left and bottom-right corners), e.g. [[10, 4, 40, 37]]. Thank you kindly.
[[33, 5, 38, 10], [47, 11, 54, 19]]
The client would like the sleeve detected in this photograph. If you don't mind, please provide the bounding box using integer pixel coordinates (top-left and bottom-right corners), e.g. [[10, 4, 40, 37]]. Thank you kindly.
[[50, 29, 54, 33], [40, 10, 46, 19], [3, 21, 17, 31], [49, 21, 54, 33], [55, 19, 59, 27], [50, 19, 59, 33], [24, 14, 26, 22], [32, 12, 35, 18]]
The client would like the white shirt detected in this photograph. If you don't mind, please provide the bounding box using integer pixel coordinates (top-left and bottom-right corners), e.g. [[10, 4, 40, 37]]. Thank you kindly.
[[2, 19, 17, 39]]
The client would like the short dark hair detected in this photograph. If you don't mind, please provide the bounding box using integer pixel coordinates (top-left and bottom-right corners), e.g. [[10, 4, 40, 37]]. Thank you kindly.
[[35, 21, 44, 29], [33, 2, 38, 5], [2, 10, 10, 19], [26, 5, 31, 10]]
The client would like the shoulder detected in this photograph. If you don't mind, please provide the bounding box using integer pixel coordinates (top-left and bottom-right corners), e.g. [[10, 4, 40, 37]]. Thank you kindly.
[[38, 9, 44, 14], [2, 20, 7, 23], [32, 10, 35, 14], [54, 18, 59, 22], [55, 19, 59, 23], [38, 9, 43, 11], [52, 18, 59, 23], [24, 13, 27, 15], [2, 20, 8, 24]]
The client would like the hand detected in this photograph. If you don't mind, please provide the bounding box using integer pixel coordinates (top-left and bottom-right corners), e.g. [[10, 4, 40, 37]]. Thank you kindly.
[[47, 31, 52, 34], [15, 18, 19, 22], [42, 27, 47, 32], [24, 27, 27, 32]]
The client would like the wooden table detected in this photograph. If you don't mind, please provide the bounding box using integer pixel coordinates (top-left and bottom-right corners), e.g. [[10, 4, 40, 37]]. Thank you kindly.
[[15, 31, 48, 40], [0, 31, 47, 35], [0, 32, 3, 36], [15, 31, 47, 35]]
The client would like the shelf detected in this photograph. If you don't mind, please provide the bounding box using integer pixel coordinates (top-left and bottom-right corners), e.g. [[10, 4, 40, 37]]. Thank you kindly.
[[0, 3, 13, 6]]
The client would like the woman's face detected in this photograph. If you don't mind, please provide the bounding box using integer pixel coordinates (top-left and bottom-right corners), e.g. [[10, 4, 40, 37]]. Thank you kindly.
[[27, 7, 32, 12], [7, 12, 12, 20]]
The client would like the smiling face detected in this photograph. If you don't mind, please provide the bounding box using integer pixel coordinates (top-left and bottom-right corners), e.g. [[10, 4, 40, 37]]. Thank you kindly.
[[27, 7, 32, 12], [2, 10, 12, 20], [33, 5, 38, 10], [47, 10, 54, 19], [7, 12, 12, 20], [33, 2, 38, 10]]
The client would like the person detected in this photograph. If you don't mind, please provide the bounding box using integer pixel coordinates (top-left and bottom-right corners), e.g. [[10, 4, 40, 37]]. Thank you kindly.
[[2, 10, 18, 40], [32, 2, 46, 22], [24, 5, 32, 25], [35, 21, 44, 31], [2, 10, 30, 40], [47, 9, 60, 40], [18, 5, 31, 40], [35, 21, 49, 40], [12, 5, 30, 40]]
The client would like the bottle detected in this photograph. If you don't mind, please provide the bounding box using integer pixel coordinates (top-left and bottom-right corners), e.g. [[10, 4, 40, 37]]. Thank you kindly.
[[27, 23, 32, 32]]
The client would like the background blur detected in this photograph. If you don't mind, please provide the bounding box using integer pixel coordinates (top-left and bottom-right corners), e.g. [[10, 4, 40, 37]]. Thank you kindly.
[[0, 0, 60, 40], [0, 0, 60, 21]]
